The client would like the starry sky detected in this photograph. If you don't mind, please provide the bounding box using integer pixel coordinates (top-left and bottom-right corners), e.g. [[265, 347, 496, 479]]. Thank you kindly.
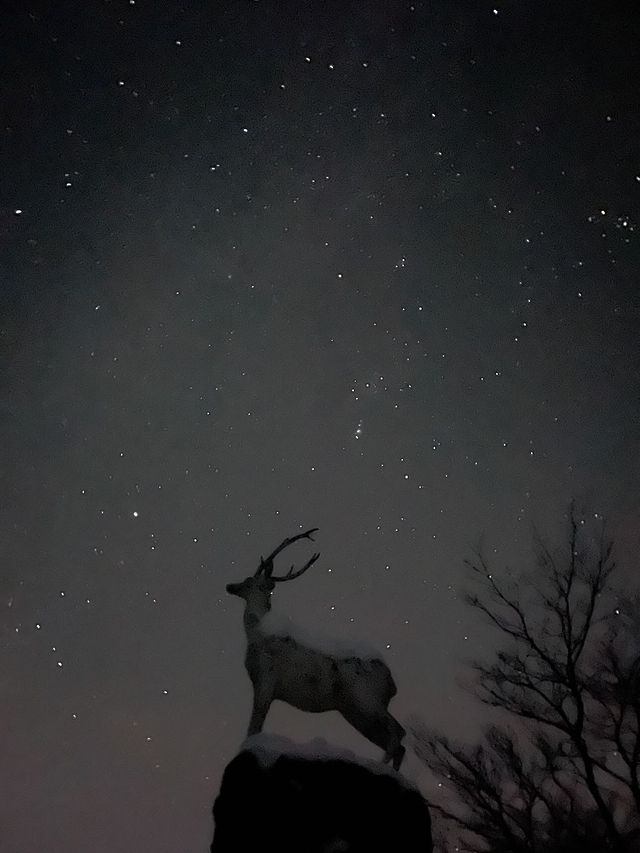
[[2, 1, 639, 850]]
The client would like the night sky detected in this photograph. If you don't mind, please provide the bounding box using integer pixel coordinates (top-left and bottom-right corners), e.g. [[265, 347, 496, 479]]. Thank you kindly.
[[2, 1, 640, 851]]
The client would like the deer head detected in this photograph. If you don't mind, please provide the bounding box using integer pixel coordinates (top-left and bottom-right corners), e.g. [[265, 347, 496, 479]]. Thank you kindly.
[[226, 528, 320, 619]]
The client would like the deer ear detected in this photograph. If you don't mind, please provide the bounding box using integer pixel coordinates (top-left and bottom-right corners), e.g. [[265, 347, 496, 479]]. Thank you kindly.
[[265, 577, 275, 591]]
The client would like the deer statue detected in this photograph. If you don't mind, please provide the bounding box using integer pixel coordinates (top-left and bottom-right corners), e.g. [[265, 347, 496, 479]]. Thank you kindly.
[[226, 528, 406, 770]]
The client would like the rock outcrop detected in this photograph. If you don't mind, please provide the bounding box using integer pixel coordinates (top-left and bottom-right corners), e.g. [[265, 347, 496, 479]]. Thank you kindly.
[[212, 735, 432, 852]]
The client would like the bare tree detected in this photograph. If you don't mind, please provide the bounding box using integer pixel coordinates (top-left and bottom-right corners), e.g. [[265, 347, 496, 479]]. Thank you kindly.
[[412, 504, 640, 852]]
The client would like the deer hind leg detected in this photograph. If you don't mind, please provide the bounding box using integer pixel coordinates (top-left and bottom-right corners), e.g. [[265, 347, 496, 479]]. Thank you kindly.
[[383, 712, 406, 770], [341, 704, 402, 768]]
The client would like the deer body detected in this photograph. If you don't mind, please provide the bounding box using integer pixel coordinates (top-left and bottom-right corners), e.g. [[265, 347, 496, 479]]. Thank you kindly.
[[227, 529, 406, 770], [247, 628, 398, 715]]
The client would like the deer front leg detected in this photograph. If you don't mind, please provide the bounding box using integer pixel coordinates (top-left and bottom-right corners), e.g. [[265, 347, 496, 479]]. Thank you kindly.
[[247, 683, 273, 736]]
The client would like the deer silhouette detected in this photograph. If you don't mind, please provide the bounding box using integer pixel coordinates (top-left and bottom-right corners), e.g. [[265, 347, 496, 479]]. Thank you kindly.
[[226, 528, 405, 769]]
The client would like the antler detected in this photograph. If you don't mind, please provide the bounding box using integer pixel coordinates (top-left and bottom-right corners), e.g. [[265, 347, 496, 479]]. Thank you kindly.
[[255, 528, 320, 581], [271, 551, 321, 583]]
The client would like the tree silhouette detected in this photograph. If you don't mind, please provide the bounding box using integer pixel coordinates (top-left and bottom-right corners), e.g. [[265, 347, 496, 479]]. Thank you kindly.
[[412, 504, 640, 852]]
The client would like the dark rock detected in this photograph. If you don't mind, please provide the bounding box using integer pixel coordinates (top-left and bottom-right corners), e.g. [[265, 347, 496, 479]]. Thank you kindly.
[[212, 735, 432, 853]]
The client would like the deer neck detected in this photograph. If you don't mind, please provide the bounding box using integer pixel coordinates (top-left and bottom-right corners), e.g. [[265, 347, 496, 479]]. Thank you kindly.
[[243, 595, 271, 638]]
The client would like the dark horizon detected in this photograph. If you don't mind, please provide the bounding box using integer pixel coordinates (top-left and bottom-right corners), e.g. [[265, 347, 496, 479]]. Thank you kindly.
[[2, 1, 639, 851]]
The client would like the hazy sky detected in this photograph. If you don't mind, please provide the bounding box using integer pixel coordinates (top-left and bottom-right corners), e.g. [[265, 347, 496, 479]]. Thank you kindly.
[[2, 2, 639, 851]]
